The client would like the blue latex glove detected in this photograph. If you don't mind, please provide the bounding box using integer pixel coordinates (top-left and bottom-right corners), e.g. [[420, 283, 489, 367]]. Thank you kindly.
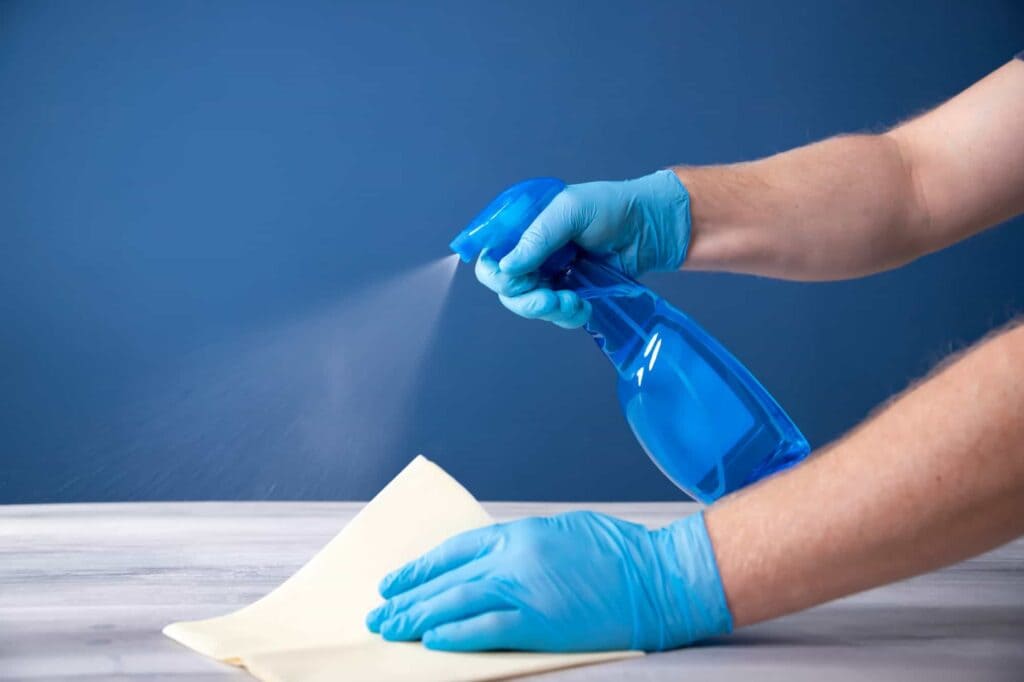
[[475, 169, 692, 329], [365, 511, 732, 652]]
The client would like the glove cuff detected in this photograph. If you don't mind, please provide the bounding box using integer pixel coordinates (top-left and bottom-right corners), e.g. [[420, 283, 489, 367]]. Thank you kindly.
[[650, 511, 733, 649], [629, 169, 693, 272]]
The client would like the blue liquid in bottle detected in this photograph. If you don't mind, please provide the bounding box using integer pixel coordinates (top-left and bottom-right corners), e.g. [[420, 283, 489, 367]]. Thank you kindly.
[[562, 258, 809, 503], [451, 178, 810, 503]]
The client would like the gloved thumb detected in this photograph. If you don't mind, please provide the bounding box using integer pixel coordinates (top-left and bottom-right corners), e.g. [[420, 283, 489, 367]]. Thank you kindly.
[[498, 192, 581, 277]]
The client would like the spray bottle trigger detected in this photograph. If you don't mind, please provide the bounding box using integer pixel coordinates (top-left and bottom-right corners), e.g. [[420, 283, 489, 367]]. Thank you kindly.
[[538, 242, 579, 279]]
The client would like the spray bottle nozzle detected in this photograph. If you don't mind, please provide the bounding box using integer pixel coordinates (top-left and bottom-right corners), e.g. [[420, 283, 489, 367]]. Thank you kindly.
[[450, 177, 569, 267]]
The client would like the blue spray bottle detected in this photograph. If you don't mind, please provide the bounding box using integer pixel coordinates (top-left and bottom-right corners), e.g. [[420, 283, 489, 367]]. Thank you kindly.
[[450, 178, 810, 503]]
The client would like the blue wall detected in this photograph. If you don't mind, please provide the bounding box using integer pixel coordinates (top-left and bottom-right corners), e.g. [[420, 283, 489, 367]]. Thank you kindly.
[[3, 0, 1022, 503]]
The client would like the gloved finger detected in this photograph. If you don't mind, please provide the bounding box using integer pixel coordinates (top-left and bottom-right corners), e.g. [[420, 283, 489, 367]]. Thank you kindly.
[[368, 559, 488, 632], [497, 289, 589, 328], [474, 252, 538, 297], [498, 190, 586, 277], [422, 610, 525, 652], [378, 581, 508, 642], [497, 288, 557, 320], [378, 524, 499, 598], [548, 291, 592, 329]]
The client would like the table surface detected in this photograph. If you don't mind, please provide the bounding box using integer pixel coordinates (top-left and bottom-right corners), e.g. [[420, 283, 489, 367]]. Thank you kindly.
[[2, 501, 1022, 682]]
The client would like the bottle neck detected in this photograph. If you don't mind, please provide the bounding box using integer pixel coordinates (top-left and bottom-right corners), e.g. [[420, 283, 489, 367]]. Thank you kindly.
[[557, 257, 658, 377]]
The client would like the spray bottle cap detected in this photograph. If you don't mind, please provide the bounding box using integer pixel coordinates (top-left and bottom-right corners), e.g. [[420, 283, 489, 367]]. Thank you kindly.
[[450, 177, 568, 266]]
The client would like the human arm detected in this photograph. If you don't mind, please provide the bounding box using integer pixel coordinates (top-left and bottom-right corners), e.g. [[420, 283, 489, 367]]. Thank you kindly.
[[364, 319, 1019, 647], [478, 59, 1024, 325], [365, 321, 1023, 651], [389, 60, 1024, 650], [681, 59, 1024, 280], [706, 321, 1024, 626]]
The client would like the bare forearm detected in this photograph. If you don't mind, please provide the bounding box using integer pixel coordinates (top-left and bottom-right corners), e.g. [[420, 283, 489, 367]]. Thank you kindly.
[[674, 134, 925, 280], [676, 60, 1024, 282], [705, 322, 1024, 627]]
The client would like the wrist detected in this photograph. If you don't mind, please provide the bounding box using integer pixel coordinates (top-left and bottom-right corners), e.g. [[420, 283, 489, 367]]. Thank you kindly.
[[625, 169, 693, 272], [669, 165, 764, 274], [645, 512, 733, 650]]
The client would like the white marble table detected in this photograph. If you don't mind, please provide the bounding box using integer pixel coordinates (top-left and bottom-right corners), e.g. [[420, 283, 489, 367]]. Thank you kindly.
[[2, 501, 1021, 681]]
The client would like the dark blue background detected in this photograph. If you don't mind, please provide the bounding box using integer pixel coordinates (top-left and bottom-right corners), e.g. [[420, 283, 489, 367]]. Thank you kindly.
[[3, 0, 1022, 503]]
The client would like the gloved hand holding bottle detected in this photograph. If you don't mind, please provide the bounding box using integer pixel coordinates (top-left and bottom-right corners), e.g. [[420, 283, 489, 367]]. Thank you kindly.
[[475, 169, 692, 328], [365, 510, 732, 652]]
